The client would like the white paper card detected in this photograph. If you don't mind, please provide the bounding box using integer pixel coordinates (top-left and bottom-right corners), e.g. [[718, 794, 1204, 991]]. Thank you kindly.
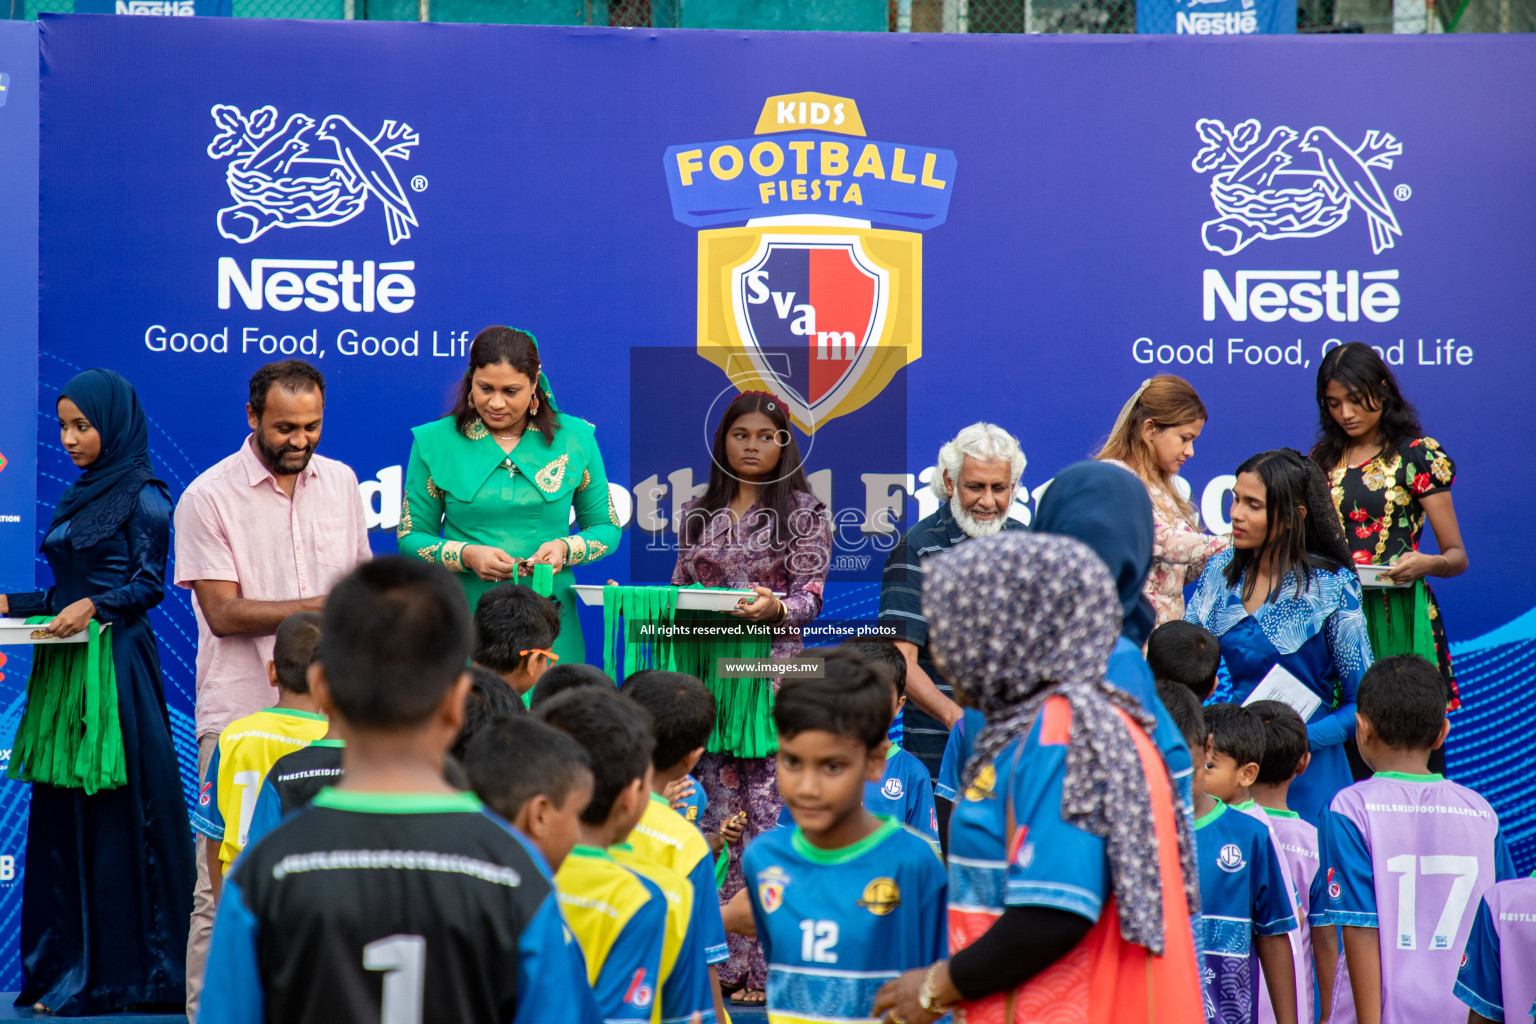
[[1242, 663, 1323, 723]]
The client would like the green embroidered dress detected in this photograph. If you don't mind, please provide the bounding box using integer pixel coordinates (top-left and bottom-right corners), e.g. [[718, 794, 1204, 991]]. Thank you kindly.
[[397, 412, 620, 663]]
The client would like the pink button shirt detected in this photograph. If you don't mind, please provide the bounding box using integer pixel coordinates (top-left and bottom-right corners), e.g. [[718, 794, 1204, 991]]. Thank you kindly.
[[174, 438, 371, 739]]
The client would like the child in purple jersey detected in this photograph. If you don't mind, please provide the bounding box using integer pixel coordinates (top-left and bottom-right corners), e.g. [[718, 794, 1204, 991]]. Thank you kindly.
[[1456, 872, 1536, 1024], [1314, 656, 1518, 1024], [1249, 700, 1329, 1024]]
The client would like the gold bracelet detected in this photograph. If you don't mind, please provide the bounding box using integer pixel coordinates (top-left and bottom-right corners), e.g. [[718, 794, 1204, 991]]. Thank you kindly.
[[918, 960, 953, 1015]]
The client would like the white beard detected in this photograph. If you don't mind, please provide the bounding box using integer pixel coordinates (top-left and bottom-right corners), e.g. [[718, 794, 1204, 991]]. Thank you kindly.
[[951, 493, 1006, 539]]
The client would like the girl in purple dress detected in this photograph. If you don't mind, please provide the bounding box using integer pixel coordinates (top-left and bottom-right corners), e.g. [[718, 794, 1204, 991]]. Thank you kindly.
[[671, 391, 831, 1006]]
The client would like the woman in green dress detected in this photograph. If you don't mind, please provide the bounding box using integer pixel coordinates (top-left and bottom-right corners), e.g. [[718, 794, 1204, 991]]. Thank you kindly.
[[398, 326, 620, 663]]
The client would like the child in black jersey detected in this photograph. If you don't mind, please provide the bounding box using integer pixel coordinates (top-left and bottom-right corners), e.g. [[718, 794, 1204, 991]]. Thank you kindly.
[[199, 557, 594, 1024]]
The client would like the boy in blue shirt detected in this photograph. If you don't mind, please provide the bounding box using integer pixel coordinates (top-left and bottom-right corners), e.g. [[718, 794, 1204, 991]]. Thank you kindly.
[[777, 643, 939, 847], [1159, 681, 1300, 1024], [737, 648, 946, 1024]]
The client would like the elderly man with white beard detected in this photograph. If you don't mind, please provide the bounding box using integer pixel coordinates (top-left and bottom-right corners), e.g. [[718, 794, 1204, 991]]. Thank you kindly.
[[878, 423, 1026, 780]]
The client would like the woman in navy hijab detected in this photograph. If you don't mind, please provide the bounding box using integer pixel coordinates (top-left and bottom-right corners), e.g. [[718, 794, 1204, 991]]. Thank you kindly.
[[1032, 461, 1195, 812], [0, 370, 193, 1015]]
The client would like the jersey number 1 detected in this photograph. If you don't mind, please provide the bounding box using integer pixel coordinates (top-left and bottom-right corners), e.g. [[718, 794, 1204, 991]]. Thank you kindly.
[[1384, 854, 1479, 951], [364, 934, 426, 1024]]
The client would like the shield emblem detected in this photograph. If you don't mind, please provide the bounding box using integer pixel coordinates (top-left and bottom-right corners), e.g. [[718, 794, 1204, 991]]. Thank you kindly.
[[698, 224, 921, 433]]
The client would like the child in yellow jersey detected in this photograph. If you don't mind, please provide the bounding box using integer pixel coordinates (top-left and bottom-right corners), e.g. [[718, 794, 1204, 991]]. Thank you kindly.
[[192, 612, 329, 900], [620, 670, 732, 1024], [540, 688, 677, 1024]]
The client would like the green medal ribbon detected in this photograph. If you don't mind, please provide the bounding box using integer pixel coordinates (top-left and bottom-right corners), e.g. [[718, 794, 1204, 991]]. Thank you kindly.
[[8, 619, 127, 794], [529, 562, 555, 598], [602, 585, 777, 757], [1361, 579, 1438, 667]]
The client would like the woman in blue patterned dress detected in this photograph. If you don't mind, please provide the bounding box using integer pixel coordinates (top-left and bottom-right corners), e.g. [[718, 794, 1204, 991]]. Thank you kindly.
[[1185, 448, 1374, 826]]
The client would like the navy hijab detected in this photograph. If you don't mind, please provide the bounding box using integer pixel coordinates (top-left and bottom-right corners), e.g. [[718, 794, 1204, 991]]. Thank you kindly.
[[49, 369, 161, 549], [1032, 460, 1157, 647]]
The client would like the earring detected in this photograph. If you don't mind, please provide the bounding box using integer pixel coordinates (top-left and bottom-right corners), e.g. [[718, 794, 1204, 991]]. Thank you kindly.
[[530, 398, 540, 416]]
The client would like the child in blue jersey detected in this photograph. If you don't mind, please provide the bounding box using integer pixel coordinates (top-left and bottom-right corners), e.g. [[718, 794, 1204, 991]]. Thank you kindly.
[[738, 648, 946, 1024], [845, 639, 939, 846], [1147, 620, 1223, 702], [200, 557, 592, 1024], [776, 643, 939, 847], [1163, 684, 1300, 1024]]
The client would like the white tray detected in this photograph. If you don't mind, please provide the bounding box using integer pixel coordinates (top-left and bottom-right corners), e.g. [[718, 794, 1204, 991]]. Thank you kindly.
[[1356, 564, 1410, 590], [572, 585, 786, 612], [0, 618, 101, 645]]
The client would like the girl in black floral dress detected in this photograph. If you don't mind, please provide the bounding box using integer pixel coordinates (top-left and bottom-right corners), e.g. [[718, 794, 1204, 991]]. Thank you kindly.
[[1310, 343, 1467, 771]]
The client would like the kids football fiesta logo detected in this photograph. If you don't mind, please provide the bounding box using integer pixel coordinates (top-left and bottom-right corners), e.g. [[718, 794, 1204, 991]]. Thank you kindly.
[[664, 93, 956, 432]]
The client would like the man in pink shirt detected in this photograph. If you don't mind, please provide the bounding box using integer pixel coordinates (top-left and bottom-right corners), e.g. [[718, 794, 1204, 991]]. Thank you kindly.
[[173, 360, 371, 1018]]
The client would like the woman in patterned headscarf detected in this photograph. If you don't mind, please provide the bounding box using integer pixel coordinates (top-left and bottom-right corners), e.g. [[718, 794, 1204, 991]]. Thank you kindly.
[[872, 532, 1202, 1024]]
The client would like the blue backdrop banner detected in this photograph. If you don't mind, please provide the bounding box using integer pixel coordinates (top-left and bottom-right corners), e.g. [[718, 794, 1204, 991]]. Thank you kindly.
[[0, 18, 38, 991], [7, 15, 1536, 987]]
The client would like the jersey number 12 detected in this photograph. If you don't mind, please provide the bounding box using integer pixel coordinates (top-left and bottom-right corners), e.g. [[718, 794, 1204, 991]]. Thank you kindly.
[[799, 920, 839, 964]]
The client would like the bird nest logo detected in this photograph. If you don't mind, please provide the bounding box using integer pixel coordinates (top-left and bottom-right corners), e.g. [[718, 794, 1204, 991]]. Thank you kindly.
[[208, 105, 420, 245], [1193, 118, 1405, 257]]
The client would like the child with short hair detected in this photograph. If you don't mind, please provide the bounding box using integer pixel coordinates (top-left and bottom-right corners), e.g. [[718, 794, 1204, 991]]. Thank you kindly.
[[473, 582, 563, 695], [462, 714, 594, 872], [618, 670, 732, 1020], [848, 641, 939, 846], [1455, 871, 1536, 1024], [539, 688, 708, 1024], [200, 557, 588, 1024], [1248, 700, 1325, 1024], [775, 644, 939, 846], [1314, 655, 1517, 1024], [1187, 700, 1300, 1024], [451, 665, 528, 759], [192, 611, 328, 899], [1148, 619, 1224, 701], [529, 663, 614, 708], [1203, 702, 1268, 810], [847, 635, 907, 744], [741, 649, 946, 1024]]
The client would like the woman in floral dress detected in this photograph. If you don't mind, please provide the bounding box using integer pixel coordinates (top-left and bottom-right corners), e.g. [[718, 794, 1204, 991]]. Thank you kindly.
[[671, 390, 831, 1006], [1096, 375, 1229, 625], [1311, 344, 1467, 770]]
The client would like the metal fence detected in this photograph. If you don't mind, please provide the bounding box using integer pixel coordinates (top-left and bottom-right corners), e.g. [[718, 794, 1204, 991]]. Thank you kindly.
[[12, 0, 1534, 40]]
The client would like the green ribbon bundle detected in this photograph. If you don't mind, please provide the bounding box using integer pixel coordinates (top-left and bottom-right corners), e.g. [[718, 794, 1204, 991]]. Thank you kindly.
[[602, 586, 777, 758], [1362, 579, 1438, 666], [8, 619, 126, 794], [529, 561, 555, 598]]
